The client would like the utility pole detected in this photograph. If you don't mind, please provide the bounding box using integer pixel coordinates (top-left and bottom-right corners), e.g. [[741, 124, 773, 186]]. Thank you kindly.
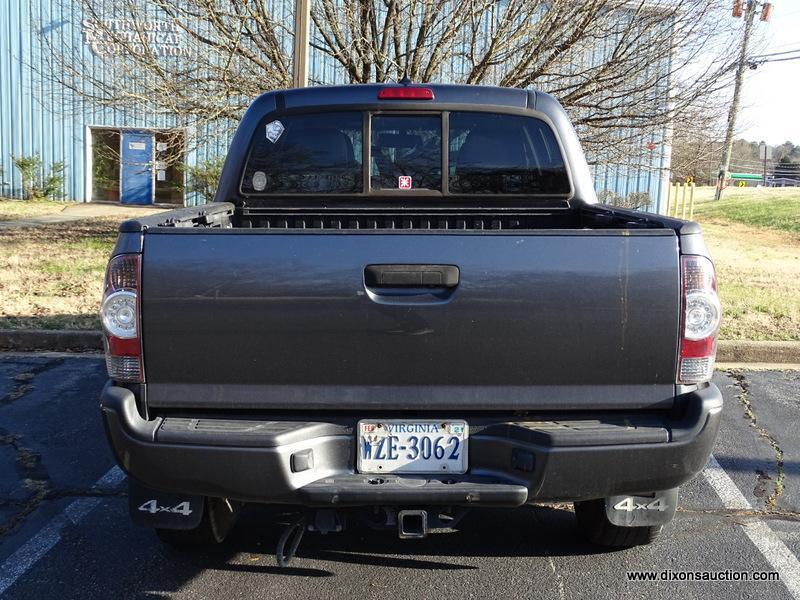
[[715, 1, 760, 201], [292, 0, 311, 88]]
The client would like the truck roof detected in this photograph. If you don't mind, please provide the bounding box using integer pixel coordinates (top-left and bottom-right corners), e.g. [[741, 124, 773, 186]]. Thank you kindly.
[[260, 83, 539, 111]]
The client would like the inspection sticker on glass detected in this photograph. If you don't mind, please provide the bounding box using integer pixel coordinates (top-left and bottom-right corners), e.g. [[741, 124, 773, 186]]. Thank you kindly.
[[398, 175, 412, 189], [252, 171, 267, 191], [265, 120, 285, 143]]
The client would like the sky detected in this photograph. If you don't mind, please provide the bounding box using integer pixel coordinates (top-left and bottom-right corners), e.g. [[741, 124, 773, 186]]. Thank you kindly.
[[737, 2, 800, 146]]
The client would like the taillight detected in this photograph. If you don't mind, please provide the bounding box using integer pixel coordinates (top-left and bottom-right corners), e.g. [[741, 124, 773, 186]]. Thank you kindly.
[[101, 254, 143, 382], [678, 255, 721, 384], [377, 87, 435, 100]]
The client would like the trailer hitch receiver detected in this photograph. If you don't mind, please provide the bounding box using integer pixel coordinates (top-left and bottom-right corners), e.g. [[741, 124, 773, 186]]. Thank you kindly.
[[398, 509, 428, 539]]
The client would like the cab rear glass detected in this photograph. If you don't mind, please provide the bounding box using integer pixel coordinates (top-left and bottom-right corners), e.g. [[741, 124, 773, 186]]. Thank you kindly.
[[240, 110, 570, 196], [449, 112, 569, 195], [370, 115, 441, 191], [241, 112, 362, 194]]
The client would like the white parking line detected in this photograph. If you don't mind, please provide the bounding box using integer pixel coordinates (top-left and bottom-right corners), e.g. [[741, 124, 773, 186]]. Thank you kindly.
[[0, 466, 125, 596], [704, 454, 800, 599]]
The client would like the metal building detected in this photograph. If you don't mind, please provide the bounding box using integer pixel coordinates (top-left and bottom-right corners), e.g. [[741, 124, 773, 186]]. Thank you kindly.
[[0, 1, 671, 211]]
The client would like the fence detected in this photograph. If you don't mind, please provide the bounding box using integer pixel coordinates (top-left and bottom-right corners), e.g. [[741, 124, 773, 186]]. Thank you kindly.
[[665, 182, 695, 219]]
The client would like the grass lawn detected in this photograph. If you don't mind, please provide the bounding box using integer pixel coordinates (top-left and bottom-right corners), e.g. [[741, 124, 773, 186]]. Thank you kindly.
[[691, 187, 800, 341], [701, 221, 800, 341], [0, 198, 72, 221], [0, 219, 118, 330], [0, 191, 797, 340], [692, 186, 800, 233]]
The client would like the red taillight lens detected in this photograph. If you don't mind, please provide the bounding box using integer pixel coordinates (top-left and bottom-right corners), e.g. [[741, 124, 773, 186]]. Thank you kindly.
[[678, 255, 721, 384], [101, 254, 143, 382], [377, 87, 434, 100]]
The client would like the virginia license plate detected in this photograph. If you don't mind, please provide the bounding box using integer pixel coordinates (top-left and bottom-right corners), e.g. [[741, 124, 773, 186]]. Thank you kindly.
[[357, 420, 468, 474]]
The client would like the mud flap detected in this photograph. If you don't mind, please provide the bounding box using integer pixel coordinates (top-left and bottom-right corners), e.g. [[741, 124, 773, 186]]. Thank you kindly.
[[129, 479, 205, 530], [605, 488, 678, 527]]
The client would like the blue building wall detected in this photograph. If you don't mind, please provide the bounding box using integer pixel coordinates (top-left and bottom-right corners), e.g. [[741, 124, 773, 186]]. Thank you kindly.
[[0, 0, 670, 212]]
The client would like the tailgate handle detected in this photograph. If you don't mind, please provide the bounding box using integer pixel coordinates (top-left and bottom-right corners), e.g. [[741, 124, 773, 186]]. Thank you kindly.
[[364, 264, 460, 289]]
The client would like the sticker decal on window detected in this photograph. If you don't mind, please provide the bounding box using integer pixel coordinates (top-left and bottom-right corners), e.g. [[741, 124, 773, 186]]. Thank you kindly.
[[265, 120, 285, 143], [398, 175, 412, 189], [252, 171, 267, 191]]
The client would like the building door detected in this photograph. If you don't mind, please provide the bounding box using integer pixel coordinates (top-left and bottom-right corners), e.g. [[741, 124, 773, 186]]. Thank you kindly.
[[120, 131, 154, 204]]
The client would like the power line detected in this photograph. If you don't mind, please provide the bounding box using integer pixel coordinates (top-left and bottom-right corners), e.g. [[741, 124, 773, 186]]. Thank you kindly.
[[751, 47, 800, 58], [748, 53, 800, 68], [759, 54, 800, 63]]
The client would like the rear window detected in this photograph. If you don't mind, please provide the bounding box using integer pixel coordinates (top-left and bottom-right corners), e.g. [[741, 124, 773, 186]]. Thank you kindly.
[[241, 112, 362, 194], [370, 115, 441, 191], [449, 112, 570, 195], [240, 110, 569, 196]]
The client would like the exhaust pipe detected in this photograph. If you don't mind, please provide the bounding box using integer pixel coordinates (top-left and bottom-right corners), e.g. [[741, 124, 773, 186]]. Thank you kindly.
[[398, 510, 428, 539]]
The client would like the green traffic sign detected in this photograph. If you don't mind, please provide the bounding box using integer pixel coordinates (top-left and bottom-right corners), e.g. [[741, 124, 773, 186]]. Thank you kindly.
[[730, 173, 762, 180]]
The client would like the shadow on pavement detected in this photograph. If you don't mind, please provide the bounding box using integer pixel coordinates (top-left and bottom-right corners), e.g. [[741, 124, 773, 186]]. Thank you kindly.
[[202, 503, 613, 573], [712, 454, 797, 474]]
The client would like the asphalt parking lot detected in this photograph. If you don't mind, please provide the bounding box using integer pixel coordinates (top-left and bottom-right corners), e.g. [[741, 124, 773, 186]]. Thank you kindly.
[[0, 353, 798, 599]]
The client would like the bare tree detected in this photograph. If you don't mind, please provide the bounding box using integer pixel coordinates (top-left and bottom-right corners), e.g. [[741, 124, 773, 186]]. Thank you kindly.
[[35, 0, 292, 146], [669, 97, 730, 186], [33, 0, 740, 164], [670, 135, 723, 185], [312, 0, 741, 163]]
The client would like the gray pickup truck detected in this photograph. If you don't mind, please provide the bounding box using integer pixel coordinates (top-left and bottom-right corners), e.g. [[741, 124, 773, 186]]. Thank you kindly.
[[99, 83, 722, 558]]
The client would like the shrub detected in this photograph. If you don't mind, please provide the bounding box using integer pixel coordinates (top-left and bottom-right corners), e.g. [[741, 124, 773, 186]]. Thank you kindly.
[[11, 154, 66, 200], [597, 189, 652, 211], [182, 157, 225, 203], [622, 192, 652, 211], [597, 190, 622, 205]]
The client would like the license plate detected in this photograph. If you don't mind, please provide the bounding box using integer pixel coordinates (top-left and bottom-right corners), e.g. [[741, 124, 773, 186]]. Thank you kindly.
[[357, 420, 468, 474]]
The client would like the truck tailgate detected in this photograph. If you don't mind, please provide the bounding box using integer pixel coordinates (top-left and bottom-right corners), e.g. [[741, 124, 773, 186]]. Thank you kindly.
[[141, 230, 680, 410]]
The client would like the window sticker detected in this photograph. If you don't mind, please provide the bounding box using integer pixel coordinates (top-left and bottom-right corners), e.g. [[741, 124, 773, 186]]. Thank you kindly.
[[252, 171, 267, 191], [265, 120, 285, 143], [398, 175, 412, 189]]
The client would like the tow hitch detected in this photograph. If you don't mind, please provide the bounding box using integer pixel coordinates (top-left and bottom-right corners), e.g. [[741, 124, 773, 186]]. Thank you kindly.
[[275, 507, 465, 566], [275, 515, 307, 567], [398, 510, 428, 539], [275, 509, 344, 567]]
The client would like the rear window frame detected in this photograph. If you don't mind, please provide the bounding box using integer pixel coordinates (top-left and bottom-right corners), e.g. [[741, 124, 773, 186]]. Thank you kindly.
[[237, 106, 575, 207]]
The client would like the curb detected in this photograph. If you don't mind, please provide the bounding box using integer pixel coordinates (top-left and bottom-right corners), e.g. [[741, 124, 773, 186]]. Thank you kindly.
[[716, 340, 800, 364], [0, 329, 103, 352], [1, 330, 799, 363]]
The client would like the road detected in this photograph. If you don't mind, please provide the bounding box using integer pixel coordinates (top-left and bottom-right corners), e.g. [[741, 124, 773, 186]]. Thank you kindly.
[[0, 353, 798, 599]]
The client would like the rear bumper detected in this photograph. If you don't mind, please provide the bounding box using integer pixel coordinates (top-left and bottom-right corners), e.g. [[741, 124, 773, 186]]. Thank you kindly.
[[100, 383, 722, 507]]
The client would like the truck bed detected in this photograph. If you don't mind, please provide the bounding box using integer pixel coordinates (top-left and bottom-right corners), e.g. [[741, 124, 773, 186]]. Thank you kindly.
[[120, 202, 686, 412]]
